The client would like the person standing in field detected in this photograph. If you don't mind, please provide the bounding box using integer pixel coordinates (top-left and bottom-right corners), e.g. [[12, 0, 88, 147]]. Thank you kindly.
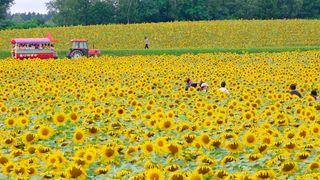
[[145, 37, 149, 49], [219, 81, 229, 93], [311, 90, 320, 101], [289, 84, 302, 98]]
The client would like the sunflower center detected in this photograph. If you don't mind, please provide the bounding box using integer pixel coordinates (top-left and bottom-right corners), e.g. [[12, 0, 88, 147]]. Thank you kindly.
[[146, 144, 153, 152], [57, 115, 65, 123], [282, 163, 295, 172], [164, 121, 172, 128], [42, 128, 49, 136], [150, 173, 160, 180], [76, 132, 83, 140], [69, 167, 83, 178], [26, 134, 35, 142], [105, 148, 114, 157], [201, 135, 210, 144], [246, 135, 255, 143]]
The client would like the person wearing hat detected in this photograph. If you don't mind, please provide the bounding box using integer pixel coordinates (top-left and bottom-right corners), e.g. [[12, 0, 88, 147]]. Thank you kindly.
[[199, 83, 209, 92], [289, 84, 302, 98]]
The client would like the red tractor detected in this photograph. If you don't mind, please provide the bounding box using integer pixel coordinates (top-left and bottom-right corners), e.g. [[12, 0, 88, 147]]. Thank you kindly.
[[67, 39, 101, 58]]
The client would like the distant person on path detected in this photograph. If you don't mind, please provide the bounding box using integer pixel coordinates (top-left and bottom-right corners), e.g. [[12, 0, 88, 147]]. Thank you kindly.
[[289, 84, 302, 98], [185, 78, 198, 91], [219, 81, 229, 93], [145, 37, 149, 49], [311, 90, 320, 101]]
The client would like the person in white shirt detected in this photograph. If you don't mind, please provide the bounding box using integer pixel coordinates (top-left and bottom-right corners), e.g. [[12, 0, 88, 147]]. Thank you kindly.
[[144, 37, 149, 49], [219, 81, 229, 93]]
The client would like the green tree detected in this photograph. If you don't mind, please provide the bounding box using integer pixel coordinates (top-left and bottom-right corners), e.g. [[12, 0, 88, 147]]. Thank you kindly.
[[88, 0, 115, 24], [47, 0, 96, 25], [0, 0, 14, 19]]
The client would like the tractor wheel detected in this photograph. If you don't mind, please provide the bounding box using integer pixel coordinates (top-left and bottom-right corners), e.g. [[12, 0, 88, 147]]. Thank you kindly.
[[70, 50, 84, 58]]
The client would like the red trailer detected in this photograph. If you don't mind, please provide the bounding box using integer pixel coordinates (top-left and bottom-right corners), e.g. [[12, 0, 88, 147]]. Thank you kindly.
[[11, 37, 58, 59]]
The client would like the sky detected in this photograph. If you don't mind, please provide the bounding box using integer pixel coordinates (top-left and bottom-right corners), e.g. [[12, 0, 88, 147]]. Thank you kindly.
[[10, 0, 50, 14]]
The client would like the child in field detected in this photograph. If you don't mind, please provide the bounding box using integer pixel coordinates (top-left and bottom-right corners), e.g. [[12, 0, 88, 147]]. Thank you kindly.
[[199, 83, 209, 92], [185, 78, 198, 91], [219, 81, 229, 93], [289, 84, 302, 98], [311, 90, 319, 101]]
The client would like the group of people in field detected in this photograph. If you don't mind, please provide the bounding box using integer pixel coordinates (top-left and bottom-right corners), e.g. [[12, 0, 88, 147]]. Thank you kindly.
[[14, 43, 55, 50], [185, 78, 319, 101], [185, 78, 229, 93], [289, 84, 319, 101]]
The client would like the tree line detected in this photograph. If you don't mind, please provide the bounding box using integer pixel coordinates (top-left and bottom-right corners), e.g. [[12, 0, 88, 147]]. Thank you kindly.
[[0, 0, 319, 29], [47, 0, 320, 25]]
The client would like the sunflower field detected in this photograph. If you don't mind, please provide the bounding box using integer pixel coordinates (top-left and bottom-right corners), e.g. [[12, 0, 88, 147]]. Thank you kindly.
[[0, 50, 320, 179], [0, 20, 319, 50]]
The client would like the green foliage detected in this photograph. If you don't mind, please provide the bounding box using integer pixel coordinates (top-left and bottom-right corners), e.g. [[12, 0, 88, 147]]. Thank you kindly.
[[46, 0, 320, 26], [1, 46, 320, 59], [0, 18, 53, 30], [0, 0, 14, 19]]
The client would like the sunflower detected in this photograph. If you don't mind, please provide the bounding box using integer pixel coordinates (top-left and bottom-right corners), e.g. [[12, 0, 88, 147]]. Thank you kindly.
[[101, 146, 118, 162], [13, 164, 27, 176], [115, 107, 126, 117], [198, 155, 216, 165], [17, 116, 29, 127], [254, 170, 276, 179], [5, 117, 16, 128], [166, 143, 181, 156], [46, 154, 59, 167], [225, 141, 242, 153], [155, 136, 167, 151], [221, 155, 238, 166], [243, 131, 258, 147], [25, 145, 37, 154], [308, 162, 320, 171], [3, 162, 14, 175], [73, 128, 86, 144], [199, 133, 211, 148], [66, 164, 86, 179], [69, 112, 79, 123], [186, 171, 203, 180], [165, 164, 180, 172], [54, 113, 67, 126], [94, 166, 110, 175], [27, 165, 37, 176], [22, 132, 37, 144], [88, 126, 100, 135], [38, 126, 54, 139], [183, 134, 196, 146], [295, 152, 310, 161], [0, 155, 9, 166], [83, 150, 97, 164], [214, 170, 229, 179], [196, 165, 212, 175], [280, 161, 297, 175], [3, 137, 15, 148], [145, 168, 164, 180], [125, 145, 137, 159], [160, 118, 175, 130], [168, 172, 185, 180], [143, 141, 154, 154]]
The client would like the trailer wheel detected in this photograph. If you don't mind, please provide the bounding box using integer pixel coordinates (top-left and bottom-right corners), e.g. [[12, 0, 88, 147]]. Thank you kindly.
[[70, 50, 84, 58]]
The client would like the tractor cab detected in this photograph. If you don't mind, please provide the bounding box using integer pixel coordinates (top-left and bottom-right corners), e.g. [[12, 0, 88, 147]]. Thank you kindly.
[[67, 39, 100, 58]]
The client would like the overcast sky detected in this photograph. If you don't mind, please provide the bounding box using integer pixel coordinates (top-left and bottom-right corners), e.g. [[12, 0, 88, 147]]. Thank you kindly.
[[10, 0, 50, 14]]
